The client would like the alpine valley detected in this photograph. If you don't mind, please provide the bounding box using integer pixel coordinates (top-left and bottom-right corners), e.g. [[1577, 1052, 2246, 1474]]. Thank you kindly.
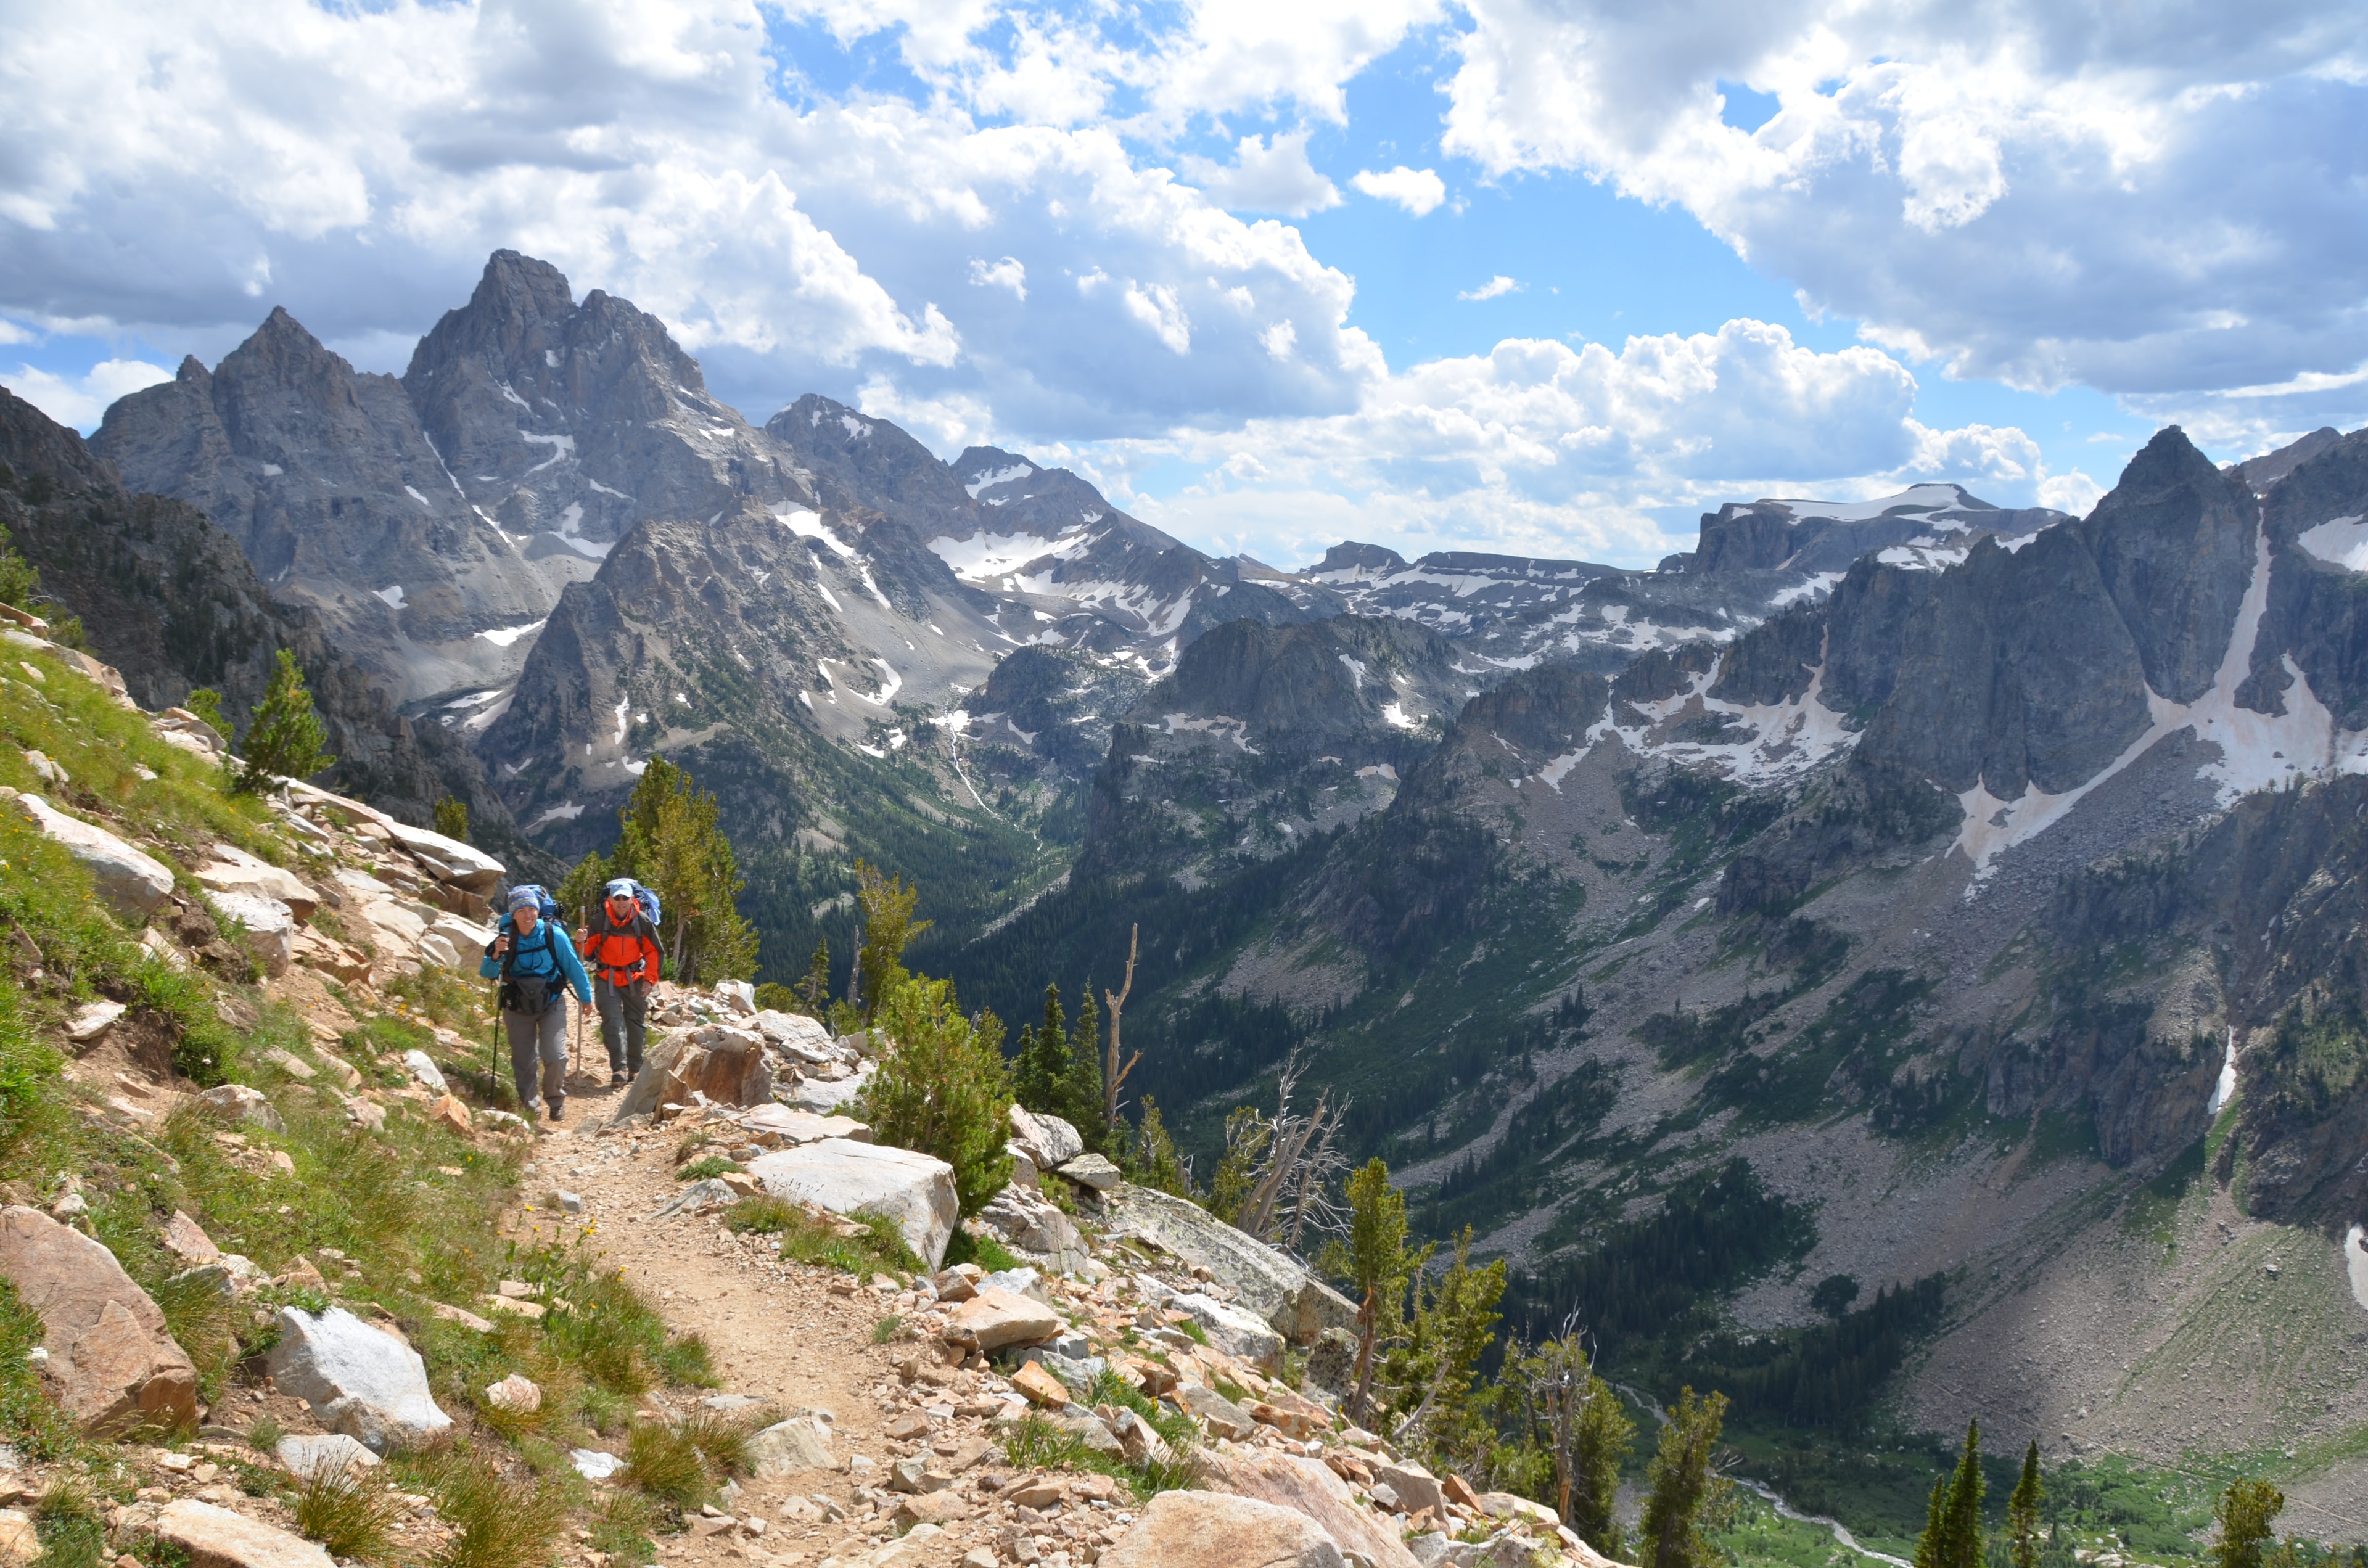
[[30, 250, 2368, 1539]]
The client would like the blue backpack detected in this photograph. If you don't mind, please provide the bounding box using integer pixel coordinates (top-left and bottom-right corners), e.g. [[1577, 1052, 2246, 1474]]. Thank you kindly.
[[624, 880, 661, 931]]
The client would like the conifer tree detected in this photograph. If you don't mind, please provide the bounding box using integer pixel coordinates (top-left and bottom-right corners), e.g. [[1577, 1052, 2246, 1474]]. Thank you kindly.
[[852, 861, 928, 1017], [1938, 1421, 1986, 1568], [2007, 1441, 2045, 1568], [234, 649, 335, 792], [1391, 1229, 1505, 1464], [1065, 985, 1106, 1148], [795, 939, 831, 1017], [556, 851, 611, 931], [609, 757, 756, 983], [184, 688, 227, 740], [1640, 1386, 1729, 1568], [1126, 1095, 1192, 1196], [432, 795, 469, 843], [1013, 982, 1070, 1115], [1568, 1371, 1634, 1556], [1336, 1157, 1428, 1426], [1914, 1477, 1948, 1568], [2213, 1479, 2283, 1568]]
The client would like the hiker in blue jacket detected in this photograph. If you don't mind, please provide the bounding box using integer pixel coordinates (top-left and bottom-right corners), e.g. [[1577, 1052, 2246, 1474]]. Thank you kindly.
[[479, 887, 594, 1123]]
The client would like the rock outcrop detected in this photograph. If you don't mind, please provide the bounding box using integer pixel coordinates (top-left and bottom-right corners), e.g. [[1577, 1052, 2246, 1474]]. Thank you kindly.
[[1101, 1489, 1347, 1568], [746, 1140, 959, 1269], [264, 1305, 453, 1453], [0, 1205, 197, 1431]]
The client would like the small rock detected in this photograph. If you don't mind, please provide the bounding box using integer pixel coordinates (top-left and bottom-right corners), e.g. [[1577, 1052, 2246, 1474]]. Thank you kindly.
[[748, 1416, 837, 1477], [160, 1212, 220, 1266], [1100, 1490, 1346, 1568], [570, 1450, 623, 1481], [261, 1048, 315, 1082], [549, 1191, 584, 1215], [940, 1287, 1059, 1352], [154, 1498, 334, 1568], [483, 1374, 541, 1413], [426, 1301, 493, 1332], [49, 1192, 87, 1221], [279, 1257, 328, 1294], [65, 1001, 125, 1043], [1010, 1361, 1071, 1408], [890, 1490, 969, 1528], [0, 1508, 33, 1567], [1177, 1382, 1258, 1440], [197, 1085, 283, 1132], [274, 1434, 379, 1478], [481, 1295, 545, 1320], [402, 1051, 448, 1094], [1375, 1461, 1441, 1517], [1054, 1152, 1123, 1192]]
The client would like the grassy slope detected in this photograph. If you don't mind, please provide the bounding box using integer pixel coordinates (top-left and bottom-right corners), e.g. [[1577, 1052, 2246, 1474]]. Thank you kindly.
[[0, 643, 751, 1568]]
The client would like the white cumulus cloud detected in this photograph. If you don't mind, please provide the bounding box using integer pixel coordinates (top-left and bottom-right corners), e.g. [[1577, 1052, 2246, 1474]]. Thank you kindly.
[[1350, 166, 1448, 216], [2, 358, 175, 432], [1458, 275, 1521, 301], [1178, 133, 1341, 217], [1434, 0, 2368, 423]]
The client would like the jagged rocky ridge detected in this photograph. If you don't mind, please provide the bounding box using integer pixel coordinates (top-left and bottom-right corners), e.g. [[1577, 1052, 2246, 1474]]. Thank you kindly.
[[0, 387, 540, 864], [956, 423, 2368, 1513]]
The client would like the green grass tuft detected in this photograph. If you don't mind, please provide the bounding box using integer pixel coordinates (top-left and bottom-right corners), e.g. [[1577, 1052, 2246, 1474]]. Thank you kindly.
[[619, 1421, 712, 1511], [292, 1461, 400, 1562], [676, 1155, 739, 1181], [421, 1448, 567, 1568]]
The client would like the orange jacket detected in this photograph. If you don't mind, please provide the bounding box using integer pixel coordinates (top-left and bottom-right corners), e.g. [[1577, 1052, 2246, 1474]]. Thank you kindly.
[[580, 913, 664, 989]]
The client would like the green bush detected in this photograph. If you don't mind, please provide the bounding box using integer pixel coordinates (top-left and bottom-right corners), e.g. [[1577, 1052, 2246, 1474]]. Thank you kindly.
[[853, 975, 1012, 1217], [234, 649, 334, 793]]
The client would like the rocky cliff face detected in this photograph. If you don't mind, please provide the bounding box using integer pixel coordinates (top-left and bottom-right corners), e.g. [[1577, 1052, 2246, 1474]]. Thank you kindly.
[[0, 387, 538, 864], [89, 308, 561, 704]]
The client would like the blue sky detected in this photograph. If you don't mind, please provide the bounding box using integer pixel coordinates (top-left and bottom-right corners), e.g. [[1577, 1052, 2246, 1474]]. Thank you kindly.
[[2, 1, 2360, 568]]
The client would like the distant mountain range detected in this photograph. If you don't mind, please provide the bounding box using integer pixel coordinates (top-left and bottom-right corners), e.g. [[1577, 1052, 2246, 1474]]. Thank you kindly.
[[55, 247, 2368, 1521]]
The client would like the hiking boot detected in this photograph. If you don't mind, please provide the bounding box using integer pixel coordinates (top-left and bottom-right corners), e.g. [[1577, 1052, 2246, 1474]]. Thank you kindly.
[[610, 1071, 627, 1088], [547, 1099, 565, 1123]]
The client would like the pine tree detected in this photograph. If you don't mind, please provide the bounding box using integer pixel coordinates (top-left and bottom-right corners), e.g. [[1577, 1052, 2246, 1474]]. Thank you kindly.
[[1914, 1476, 1948, 1568], [852, 861, 929, 1017], [1639, 1386, 1729, 1568], [234, 649, 335, 793], [2213, 1479, 2284, 1568], [183, 688, 228, 741], [1568, 1373, 1634, 1557], [609, 757, 756, 984], [1065, 986, 1105, 1147], [2007, 1441, 2045, 1568], [1391, 1229, 1505, 1473], [1938, 1421, 1985, 1568], [1336, 1157, 1428, 1427], [1013, 982, 1070, 1115], [432, 795, 470, 844], [795, 939, 832, 1017], [853, 975, 1013, 1218], [1126, 1095, 1192, 1196], [556, 851, 611, 933]]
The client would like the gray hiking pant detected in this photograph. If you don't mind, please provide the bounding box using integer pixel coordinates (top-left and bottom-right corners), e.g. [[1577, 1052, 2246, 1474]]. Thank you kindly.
[[596, 977, 648, 1077], [504, 1006, 569, 1114]]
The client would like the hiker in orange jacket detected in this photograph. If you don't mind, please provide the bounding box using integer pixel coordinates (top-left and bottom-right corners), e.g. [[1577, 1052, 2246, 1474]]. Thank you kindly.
[[579, 879, 664, 1086]]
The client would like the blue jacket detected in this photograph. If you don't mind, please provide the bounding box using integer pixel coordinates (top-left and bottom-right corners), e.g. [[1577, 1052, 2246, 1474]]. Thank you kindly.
[[479, 915, 593, 1005]]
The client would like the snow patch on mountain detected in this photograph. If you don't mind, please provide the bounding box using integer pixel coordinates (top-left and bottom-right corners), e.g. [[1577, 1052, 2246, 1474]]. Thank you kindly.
[[963, 462, 1034, 498], [1955, 530, 2368, 889]]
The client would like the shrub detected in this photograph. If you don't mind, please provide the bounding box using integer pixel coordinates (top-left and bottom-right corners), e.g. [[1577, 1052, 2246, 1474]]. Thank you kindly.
[[853, 975, 1013, 1217], [677, 1155, 739, 1181]]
